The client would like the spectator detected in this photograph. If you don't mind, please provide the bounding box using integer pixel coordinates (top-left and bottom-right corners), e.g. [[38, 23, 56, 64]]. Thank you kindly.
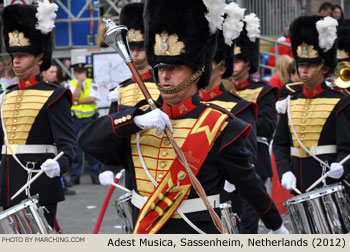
[[267, 31, 293, 69], [0, 55, 18, 88], [279, 60, 302, 99], [269, 55, 294, 89], [317, 2, 333, 16], [0, 57, 5, 78], [331, 4, 344, 25]]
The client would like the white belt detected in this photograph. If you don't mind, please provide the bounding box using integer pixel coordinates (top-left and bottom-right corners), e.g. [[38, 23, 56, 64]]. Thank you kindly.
[[290, 145, 337, 157], [131, 190, 220, 214], [2, 145, 58, 155]]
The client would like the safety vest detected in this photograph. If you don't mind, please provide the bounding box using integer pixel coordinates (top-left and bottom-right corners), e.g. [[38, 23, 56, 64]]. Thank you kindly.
[[0, 82, 5, 93], [69, 78, 97, 118]]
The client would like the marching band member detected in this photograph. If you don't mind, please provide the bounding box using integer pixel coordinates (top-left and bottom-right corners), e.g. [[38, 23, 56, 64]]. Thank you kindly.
[[79, 0, 287, 234], [273, 15, 350, 194], [0, 1, 76, 227]]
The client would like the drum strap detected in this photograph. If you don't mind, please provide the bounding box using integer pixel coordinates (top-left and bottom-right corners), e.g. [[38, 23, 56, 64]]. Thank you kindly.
[[287, 96, 331, 170]]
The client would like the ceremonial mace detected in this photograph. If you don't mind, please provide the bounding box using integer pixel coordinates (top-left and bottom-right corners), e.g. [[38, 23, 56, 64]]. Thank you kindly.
[[103, 19, 225, 234]]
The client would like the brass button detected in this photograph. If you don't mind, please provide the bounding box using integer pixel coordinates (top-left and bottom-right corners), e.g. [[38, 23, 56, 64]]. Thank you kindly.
[[158, 174, 164, 179], [134, 95, 139, 100], [307, 99, 311, 104], [301, 127, 305, 131], [302, 119, 306, 124], [10, 141, 14, 144], [118, 118, 123, 124], [177, 171, 186, 181], [161, 151, 168, 157], [160, 162, 167, 168], [16, 104, 20, 108], [126, 115, 132, 120], [304, 106, 309, 110], [121, 116, 127, 122], [11, 134, 15, 138], [303, 112, 307, 117], [14, 111, 19, 116], [12, 127, 16, 131], [114, 119, 119, 125], [164, 140, 170, 146], [19, 90, 24, 94], [13, 119, 17, 123], [17, 97, 22, 101], [301, 134, 305, 139]]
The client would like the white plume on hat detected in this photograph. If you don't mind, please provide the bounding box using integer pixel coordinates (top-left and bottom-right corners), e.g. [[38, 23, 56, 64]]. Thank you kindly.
[[35, 0, 58, 35], [316, 16, 338, 52], [222, 2, 245, 46], [243, 13, 260, 42], [202, 0, 226, 34]]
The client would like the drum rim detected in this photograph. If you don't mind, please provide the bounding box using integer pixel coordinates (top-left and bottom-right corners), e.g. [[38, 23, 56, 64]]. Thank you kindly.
[[284, 183, 344, 205], [0, 196, 40, 219]]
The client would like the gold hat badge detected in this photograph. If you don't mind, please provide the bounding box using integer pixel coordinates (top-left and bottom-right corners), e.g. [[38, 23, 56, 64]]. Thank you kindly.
[[297, 42, 319, 58], [128, 28, 144, 42], [8, 30, 30, 47], [154, 32, 185, 56], [337, 49, 349, 60], [234, 45, 241, 55]]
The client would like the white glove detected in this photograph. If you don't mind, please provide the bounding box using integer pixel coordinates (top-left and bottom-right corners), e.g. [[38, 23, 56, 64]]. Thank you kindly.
[[134, 108, 172, 135], [99, 171, 114, 186], [328, 162, 344, 179], [40, 159, 60, 178], [108, 86, 120, 104], [281, 171, 296, 190], [268, 224, 289, 234], [275, 99, 287, 114], [224, 180, 236, 192]]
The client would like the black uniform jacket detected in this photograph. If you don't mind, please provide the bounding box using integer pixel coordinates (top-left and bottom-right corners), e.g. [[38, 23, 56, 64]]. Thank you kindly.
[[235, 77, 279, 179], [199, 83, 258, 164], [78, 94, 282, 233], [273, 82, 350, 192], [0, 75, 76, 207]]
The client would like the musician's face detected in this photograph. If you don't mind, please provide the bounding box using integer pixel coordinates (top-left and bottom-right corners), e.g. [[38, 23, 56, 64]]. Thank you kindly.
[[158, 65, 198, 106], [130, 48, 146, 63], [12, 53, 42, 81]]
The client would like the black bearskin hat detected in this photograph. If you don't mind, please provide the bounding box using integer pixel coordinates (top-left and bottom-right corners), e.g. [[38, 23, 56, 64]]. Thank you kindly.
[[2, 2, 57, 71], [214, 30, 234, 79], [234, 15, 260, 74], [290, 15, 338, 75], [336, 19, 350, 62], [144, 0, 217, 90], [120, 3, 145, 49]]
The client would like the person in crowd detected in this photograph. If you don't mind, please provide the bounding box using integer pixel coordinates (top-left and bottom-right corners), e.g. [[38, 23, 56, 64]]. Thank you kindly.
[[0, 56, 18, 88], [279, 60, 302, 99], [273, 15, 350, 195], [78, 0, 288, 234], [269, 55, 294, 89], [65, 63, 100, 185], [331, 4, 344, 25], [0, 1, 76, 227], [317, 2, 333, 17]]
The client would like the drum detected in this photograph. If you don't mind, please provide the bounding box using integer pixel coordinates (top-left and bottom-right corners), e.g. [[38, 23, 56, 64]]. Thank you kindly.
[[220, 201, 240, 234], [0, 196, 54, 234], [284, 183, 350, 234], [115, 192, 133, 234]]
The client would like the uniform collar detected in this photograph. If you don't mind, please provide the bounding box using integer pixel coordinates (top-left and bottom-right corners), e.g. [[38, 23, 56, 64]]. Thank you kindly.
[[303, 82, 325, 98], [18, 75, 39, 89], [235, 78, 250, 90], [132, 69, 152, 82], [198, 83, 224, 101], [162, 94, 200, 118]]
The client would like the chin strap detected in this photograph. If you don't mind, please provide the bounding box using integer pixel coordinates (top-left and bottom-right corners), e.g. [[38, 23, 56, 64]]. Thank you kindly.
[[154, 66, 205, 94], [12, 53, 43, 74], [299, 62, 324, 85]]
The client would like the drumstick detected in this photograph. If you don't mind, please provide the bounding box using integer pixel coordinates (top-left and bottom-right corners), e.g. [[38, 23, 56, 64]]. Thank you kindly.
[[305, 153, 350, 192], [110, 181, 130, 193], [11, 152, 64, 200], [290, 186, 302, 195]]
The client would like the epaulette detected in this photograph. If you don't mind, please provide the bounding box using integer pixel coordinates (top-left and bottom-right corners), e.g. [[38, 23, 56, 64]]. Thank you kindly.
[[285, 82, 303, 94]]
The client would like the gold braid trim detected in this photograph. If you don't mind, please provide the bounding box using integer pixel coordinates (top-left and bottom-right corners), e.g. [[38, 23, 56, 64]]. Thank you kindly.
[[13, 53, 44, 74], [155, 66, 205, 94], [212, 60, 225, 73]]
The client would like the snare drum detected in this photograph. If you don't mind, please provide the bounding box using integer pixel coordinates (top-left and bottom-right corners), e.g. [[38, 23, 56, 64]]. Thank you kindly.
[[115, 192, 133, 234], [0, 196, 54, 234], [220, 201, 240, 234], [284, 183, 350, 234]]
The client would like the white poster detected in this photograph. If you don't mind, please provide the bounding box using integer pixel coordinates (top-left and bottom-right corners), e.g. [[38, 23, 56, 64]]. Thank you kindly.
[[92, 52, 132, 108]]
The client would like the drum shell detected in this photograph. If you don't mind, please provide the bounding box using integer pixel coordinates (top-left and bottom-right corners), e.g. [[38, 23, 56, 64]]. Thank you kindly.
[[220, 201, 240, 234], [284, 183, 350, 234], [115, 192, 133, 234], [0, 196, 54, 234]]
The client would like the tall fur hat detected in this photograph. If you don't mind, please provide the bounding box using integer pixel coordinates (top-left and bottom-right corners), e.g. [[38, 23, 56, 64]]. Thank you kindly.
[[336, 19, 350, 62], [290, 15, 338, 75], [2, 1, 57, 71], [120, 3, 145, 49], [144, 0, 219, 89], [234, 13, 260, 74], [214, 31, 234, 78]]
